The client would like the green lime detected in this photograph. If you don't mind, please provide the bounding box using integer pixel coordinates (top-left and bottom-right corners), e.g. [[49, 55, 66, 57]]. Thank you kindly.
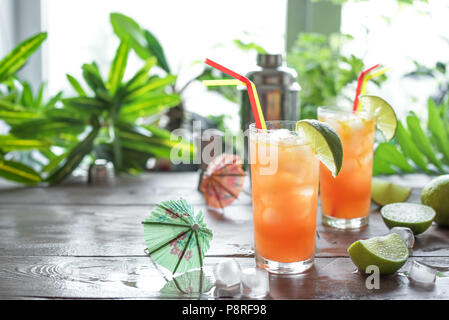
[[380, 203, 435, 235], [296, 119, 343, 177], [347, 233, 409, 275], [421, 175, 449, 227], [371, 178, 411, 206], [359, 95, 398, 142]]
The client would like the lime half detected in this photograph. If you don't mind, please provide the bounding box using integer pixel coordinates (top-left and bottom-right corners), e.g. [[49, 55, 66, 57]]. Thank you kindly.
[[381, 203, 435, 235], [359, 95, 398, 142], [296, 119, 343, 177], [348, 233, 409, 275], [371, 178, 411, 206]]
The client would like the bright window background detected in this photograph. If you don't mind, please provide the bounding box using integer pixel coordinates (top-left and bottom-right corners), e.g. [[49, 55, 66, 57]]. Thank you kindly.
[[45, 0, 287, 130], [341, 0, 449, 119], [45, 0, 449, 124]]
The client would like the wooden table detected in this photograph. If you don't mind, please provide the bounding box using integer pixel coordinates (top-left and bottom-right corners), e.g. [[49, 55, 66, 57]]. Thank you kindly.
[[0, 172, 448, 300]]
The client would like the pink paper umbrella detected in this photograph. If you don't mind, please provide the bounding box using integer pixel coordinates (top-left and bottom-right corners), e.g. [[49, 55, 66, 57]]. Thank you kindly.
[[200, 154, 246, 209]]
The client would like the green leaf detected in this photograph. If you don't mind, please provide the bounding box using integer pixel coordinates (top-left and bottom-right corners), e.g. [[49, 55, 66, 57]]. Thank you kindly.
[[34, 82, 46, 109], [0, 156, 42, 184], [20, 81, 34, 107], [66, 74, 87, 96], [10, 118, 85, 139], [374, 143, 414, 173], [428, 99, 449, 162], [120, 93, 180, 119], [0, 100, 41, 124], [44, 91, 63, 109], [0, 32, 47, 82], [117, 121, 194, 159], [0, 135, 50, 151], [63, 97, 108, 115], [125, 75, 176, 101], [110, 13, 170, 73], [110, 13, 151, 61], [41, 152, 68, 173], [82, 62, 106, 93], [143, 29, 170, 73], [395, 121, 428, 172], [47, 121, 100, 185], [373, 155, 397, 176], [125, 58, 157, 91], [406, 111, 444, 172], [108, 37, 131, 95]]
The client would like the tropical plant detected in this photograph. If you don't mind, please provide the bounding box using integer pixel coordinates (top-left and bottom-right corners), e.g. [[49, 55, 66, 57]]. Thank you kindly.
[[0, 32, 48, 184], [373, 98, 449, 175], [109, 12, 235, 130], [0, 32, 194, 185], [286, 33, 386, 119]]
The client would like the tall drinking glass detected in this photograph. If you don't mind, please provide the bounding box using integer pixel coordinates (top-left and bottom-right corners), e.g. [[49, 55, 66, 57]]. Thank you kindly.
[[249, 121, 319, 274], [318, 107, 375, 229]]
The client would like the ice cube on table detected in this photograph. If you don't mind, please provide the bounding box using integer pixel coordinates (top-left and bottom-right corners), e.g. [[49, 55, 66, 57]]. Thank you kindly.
[[389, 227, 415, 249], [214, 285, 241, 298], [240, 267, 269, 298], [213, 259, 241, 287], [408, 261, 437, 285]]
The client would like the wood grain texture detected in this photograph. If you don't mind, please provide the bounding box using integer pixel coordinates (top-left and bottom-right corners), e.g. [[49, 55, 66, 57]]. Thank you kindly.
[[0, 172, 448, 299], [1, 256, 448, 299]]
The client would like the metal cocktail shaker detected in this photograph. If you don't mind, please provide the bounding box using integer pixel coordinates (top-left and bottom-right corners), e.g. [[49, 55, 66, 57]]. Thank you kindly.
[[239, 54, 300, 133], [240, 54, 300, 168]]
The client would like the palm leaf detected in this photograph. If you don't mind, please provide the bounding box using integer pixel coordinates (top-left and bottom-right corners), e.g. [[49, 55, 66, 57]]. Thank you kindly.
[[395, 121, 428, 172], [66, 74, 87, 96], [110, 13, 150, 61], [125, 58, 157, 92], [406, 111, 443, 172], [47, 121, 100, 185], [10, 118, 85, 139], [143, 29, 170, 73], [110, 13, 171, 73], [120, 93, 180, 119], [0, 135, 50, 151], [82, 63, 106, 93], [63, 97, 108, 115], [108, 37, 130, 95], [0, 156, 42, 184], [428, 99, 449, 163], [125, 75, 176, 102], [0, 32, 47, 82]]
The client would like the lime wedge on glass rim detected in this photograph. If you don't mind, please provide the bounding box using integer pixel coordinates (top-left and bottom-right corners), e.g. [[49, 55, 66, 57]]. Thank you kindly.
[[380, 203, 436, 235], [348, 233, 409, 275], [359, 95, 398, 142], [296, 119, 343, 177], [371, 178, 412, 206]]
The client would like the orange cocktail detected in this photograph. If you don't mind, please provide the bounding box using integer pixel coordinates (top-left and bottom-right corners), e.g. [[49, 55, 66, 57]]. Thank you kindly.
[[249, 121, 319, 274], [318, 107, 375, 229]]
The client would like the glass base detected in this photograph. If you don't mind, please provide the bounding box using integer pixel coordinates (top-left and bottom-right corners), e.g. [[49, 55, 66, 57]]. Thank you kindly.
[[256, 254, 314, 274], [322, 214, 369, 230]]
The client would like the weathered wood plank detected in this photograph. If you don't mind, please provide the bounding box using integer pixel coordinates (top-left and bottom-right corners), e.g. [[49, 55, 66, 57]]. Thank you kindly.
[[0, 256, 448, 299], [0, 202, 447, 258], [0, 173, 432, 206], [0, 173, 252, 206]]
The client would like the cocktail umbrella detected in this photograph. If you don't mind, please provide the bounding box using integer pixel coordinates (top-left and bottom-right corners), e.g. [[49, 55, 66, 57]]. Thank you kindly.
[[200, 154, 246, 209], [143, 199, 213, 274], [160, 269, 214, 295]]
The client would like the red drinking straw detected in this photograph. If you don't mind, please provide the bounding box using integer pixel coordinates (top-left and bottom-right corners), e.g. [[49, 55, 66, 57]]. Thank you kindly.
[[352, 64, 381, 112], [205, 58, 264, 130]]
